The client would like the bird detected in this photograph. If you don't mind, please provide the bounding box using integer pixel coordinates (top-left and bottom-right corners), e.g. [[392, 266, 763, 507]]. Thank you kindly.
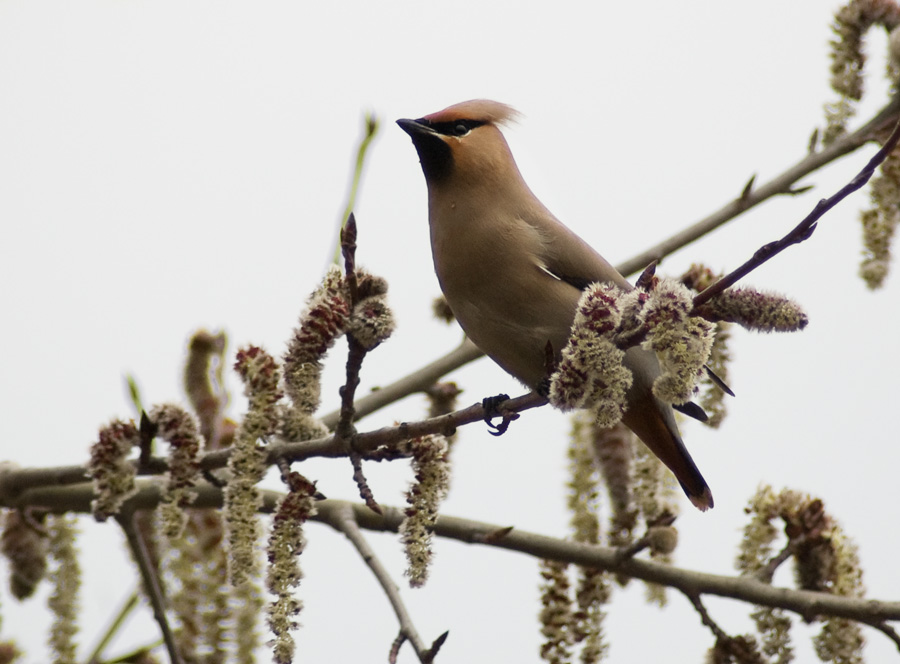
[[397, 99, 714, 510]]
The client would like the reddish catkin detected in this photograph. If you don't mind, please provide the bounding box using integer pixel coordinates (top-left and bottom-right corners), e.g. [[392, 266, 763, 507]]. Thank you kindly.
[[283, 267, 350, 415]]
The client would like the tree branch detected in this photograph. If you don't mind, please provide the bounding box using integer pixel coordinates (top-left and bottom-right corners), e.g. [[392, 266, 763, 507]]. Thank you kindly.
[[115, 511, 183, 664], [336, 214, 381, 513], [867, 621, 900, 652], [85, 589, 140, 664], [14, 483, 900, 634], [345, 502, 900, 626], [684, 591, 732, 643], [616, 93, 900, 277], [320, 338, 484, 429], [0, 393, 548, 501], [318, 502, 444, 663], [693, 110, 900, 308]]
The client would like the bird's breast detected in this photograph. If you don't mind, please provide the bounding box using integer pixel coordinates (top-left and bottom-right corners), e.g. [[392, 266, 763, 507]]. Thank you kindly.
[[428, 200, 581, 388]]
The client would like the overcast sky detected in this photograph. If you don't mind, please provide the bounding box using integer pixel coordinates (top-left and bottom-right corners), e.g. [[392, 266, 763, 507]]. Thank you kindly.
[[1, 2, 898, 662]]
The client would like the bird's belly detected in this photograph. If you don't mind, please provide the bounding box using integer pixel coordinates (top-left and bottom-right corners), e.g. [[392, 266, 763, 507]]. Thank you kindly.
[[429, 207, 583, 388], [443, 276, 579, 389]]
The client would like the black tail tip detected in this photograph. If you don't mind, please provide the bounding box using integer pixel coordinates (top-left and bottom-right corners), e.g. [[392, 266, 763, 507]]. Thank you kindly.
[[687, 487, 714, 512]]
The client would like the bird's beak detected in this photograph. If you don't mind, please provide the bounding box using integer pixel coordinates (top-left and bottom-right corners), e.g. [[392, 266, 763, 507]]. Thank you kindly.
[[396, 118, 434, 137]]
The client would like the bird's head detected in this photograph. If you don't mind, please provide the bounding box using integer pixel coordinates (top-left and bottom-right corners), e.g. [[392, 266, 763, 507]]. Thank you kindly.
[[397, 99, 521, 186]]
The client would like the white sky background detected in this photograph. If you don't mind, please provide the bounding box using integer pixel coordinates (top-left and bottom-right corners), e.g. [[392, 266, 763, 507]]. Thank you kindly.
[[1, 1, 898, 662]]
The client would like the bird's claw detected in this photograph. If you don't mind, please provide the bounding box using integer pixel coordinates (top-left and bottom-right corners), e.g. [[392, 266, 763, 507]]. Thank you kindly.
[[487, 412, 519, 436], [482, 394, 518, 435]]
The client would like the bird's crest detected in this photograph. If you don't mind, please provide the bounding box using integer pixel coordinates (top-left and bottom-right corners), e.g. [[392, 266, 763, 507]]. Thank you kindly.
[[422, 99, 520, 127]]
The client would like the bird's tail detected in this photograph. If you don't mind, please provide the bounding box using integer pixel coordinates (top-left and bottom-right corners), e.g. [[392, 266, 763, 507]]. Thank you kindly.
[[622, 401, 714, 511]]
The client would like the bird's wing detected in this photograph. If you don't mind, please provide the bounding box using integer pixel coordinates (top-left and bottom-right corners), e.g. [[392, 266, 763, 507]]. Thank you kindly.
[[524, 206, 713, 424], [522, 205, 633, 292]]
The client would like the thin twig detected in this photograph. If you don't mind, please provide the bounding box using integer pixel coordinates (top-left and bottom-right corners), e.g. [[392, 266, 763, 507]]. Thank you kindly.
[[319, 392, 545, 463], [613, 536, 651, 562], [336, 214, 381, 513], [116, 511, 183, 664], [685, 591, 731, 642], [322, 502, 439, 663], [757, 539, 800, 585], [341, 332, 375, 512], [349, 451, 381, 514], [103, 640, 165, 664], [85, 589, 140, 663], [341, 213, 360, 306], [331, 113, 379, 266], [389, 632, 406, 664], [866, 621, 900, 652], [320, 338, 484, 429], [614, 514, 677, 563], [694, 112, 900, 308], [336, 215, 363, 443], [616, 94, 900, 277], [684, 592, 765, 662]]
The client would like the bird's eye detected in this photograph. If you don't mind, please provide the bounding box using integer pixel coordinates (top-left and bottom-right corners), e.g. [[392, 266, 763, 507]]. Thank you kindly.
[[426, 119, 483, 137]]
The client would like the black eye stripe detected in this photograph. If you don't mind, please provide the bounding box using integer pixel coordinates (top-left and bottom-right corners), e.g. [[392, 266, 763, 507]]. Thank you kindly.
[[421, 119, 485, 136]]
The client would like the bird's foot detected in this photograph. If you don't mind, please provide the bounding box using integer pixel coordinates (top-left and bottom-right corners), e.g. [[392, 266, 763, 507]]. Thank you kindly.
[[482, 394, 518, 436]]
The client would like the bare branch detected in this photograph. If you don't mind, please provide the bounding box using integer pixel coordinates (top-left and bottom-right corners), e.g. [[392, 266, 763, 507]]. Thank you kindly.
[[341, 213, 360, 306], [85, 589, 140, 664], [757, 539, 799, 585], [0, 392, 548, 503], [693, 113, 900, 308], [685, 591, 732, 643], [17, 482, 900, 634], [269, 391, 546, 465], [116, 511, 183, 664], [613, 514, 677, 563], [349, 452, 381, 515], [319, 502, 440, 663], [332, 113, 379, 267], [320, 338, 484, 429], [335, 214, 381, 513], [339, 501, 900, 627], [866, 621, 900, 652], [336, 216, 365, 443], [616, 94, 900, 277]]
